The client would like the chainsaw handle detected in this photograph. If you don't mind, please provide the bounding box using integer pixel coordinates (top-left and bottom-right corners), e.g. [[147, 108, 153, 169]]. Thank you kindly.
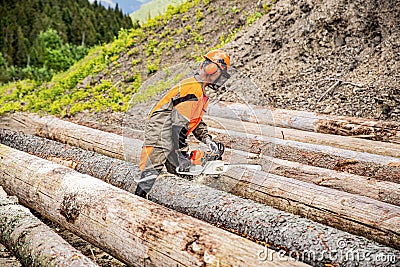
[[206, 142, 224, 161]]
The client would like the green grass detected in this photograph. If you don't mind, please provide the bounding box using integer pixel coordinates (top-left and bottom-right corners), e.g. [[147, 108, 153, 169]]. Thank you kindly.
[[0, 30, 140, 116]]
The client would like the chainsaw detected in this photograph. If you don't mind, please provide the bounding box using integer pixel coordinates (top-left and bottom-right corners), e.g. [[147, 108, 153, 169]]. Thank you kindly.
[[176, 143, 262, 176]]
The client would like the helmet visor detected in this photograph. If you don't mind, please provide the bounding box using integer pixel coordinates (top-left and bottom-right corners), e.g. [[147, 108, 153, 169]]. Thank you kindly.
[[213, 69, 231, 88]]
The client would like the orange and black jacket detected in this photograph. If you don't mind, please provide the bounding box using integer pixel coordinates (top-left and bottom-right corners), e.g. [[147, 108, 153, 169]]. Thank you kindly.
[[144, 75, 211, 150]]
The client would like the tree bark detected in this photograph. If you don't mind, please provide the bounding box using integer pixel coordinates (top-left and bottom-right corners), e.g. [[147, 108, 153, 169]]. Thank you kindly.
[[1, 139, 399, 266], [2, 128, 399, 206], [209, 126, 400, 184], [0, 112, 142, 161], [264, 155, 400, 206], [0, 187, 97, 267], [1, 113, 399, 183], [1, 131, 399, 258], [203, 115, 400, 158], [0, 144, 304, 267], [211, 168, 400, 249], [0, 243, 21, 267], [208, 101, 400, 143]]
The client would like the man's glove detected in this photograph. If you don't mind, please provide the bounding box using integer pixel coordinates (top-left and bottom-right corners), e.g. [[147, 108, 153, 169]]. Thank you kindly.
[[177, 152, 191, 172], [205, 137, 219, 153]]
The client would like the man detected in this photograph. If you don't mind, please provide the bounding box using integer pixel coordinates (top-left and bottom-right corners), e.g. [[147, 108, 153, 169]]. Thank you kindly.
[[135, 49, 231, 198]]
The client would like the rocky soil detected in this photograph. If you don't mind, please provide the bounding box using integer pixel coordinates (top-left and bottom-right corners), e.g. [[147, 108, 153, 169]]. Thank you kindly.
[[223, 0, 400, 121], [71, 0, 400, 133]]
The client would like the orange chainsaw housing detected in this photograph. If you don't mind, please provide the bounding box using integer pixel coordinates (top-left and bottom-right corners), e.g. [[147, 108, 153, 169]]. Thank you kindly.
[[190, 150, 204, 165]]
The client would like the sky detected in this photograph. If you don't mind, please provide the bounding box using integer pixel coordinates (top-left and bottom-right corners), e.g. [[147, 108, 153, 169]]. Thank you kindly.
[[88, 0, 152, 14]]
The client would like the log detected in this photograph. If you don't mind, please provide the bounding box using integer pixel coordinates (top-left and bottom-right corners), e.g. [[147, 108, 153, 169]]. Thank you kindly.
[[203, 115, 400, 158], [211, 168, 400, 249], [0, 112, 142, 161], [2, 128, 399, 206], [0, 144, 305, 267], [2, 131, 400, 252], [0, 187, 97, 267], [208, 101, 400, 143], [1, 116, 399, 242], [209, 126, 400, 184], [248, 152, 400, 206], [1, 113, 399, 183], [1, 135, 399, 266]]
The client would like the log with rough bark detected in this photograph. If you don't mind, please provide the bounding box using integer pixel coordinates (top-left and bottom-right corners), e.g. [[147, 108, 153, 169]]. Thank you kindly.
[[0, 144, 307, 267], [0, 112, 142, 161], [2, 128, 399, 207], [213, 168, 400, 248], [208, 101, 400, 143], [0, 137, 399, 266], [203, 115, 400, 158], [0, 187, 97, 267], [1, 131, 399, 254], [209, 126, 400, 183], [1, 113, 399, 183]]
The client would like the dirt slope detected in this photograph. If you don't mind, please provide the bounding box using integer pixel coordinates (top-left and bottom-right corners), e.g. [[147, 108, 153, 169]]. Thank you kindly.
[[223, 0, 400, 121]]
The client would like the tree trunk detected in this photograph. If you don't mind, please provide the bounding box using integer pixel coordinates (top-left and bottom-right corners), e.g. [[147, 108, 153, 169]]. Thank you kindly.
[[210, 168, 400, 249], [0, 112, 142, 161], [208, 101, 400, 143], [1, 113, 399, 183], [1, 139, 399, 266], [1, 131, 399, 257], [203, 115, 400, 158], [0, 187, 97, 267], [2, 128, 399, 206], [265, 155, 400, 205], [0, 144, 303, 267], [210, 127, 400, 183]]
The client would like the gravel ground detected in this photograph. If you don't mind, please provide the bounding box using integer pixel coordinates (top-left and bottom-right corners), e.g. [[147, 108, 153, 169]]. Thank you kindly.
[[223, 0, 400, 121]]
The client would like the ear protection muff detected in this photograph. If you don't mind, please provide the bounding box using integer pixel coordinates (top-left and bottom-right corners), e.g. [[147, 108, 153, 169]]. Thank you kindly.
[[201, 61, 219, 75]]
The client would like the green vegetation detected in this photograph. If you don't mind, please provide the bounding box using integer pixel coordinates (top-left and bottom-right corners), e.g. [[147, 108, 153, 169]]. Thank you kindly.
[[0, 0, 278, 118], [0, 0, 133, 83], [0, 29, 89, 83], [0, 29, 139, 116], [246, 12, 263, 26]]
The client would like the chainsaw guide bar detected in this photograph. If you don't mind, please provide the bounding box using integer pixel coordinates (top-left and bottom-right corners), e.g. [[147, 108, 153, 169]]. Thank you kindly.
[[176, 160, 262, 176]]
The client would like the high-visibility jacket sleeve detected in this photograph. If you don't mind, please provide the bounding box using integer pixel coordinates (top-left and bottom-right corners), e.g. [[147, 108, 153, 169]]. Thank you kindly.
[[192, 119, 211, 143]]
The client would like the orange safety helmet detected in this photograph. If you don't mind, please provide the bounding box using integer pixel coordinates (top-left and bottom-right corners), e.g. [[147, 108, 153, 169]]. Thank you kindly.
[[203, 49, 231, 72], [201, 49, 231, 88]]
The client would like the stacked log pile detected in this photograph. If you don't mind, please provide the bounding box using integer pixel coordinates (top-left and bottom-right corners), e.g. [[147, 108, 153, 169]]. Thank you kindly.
[[208, 102, 400, 143], [1, 130, 399, 267], [1, 144, 303, 267], [1, 109, 399, 266]]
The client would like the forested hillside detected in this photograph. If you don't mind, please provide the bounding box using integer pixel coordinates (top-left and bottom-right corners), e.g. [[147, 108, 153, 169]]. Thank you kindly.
[[0, 0, 133, 82], [0, 0, 269, 116]]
